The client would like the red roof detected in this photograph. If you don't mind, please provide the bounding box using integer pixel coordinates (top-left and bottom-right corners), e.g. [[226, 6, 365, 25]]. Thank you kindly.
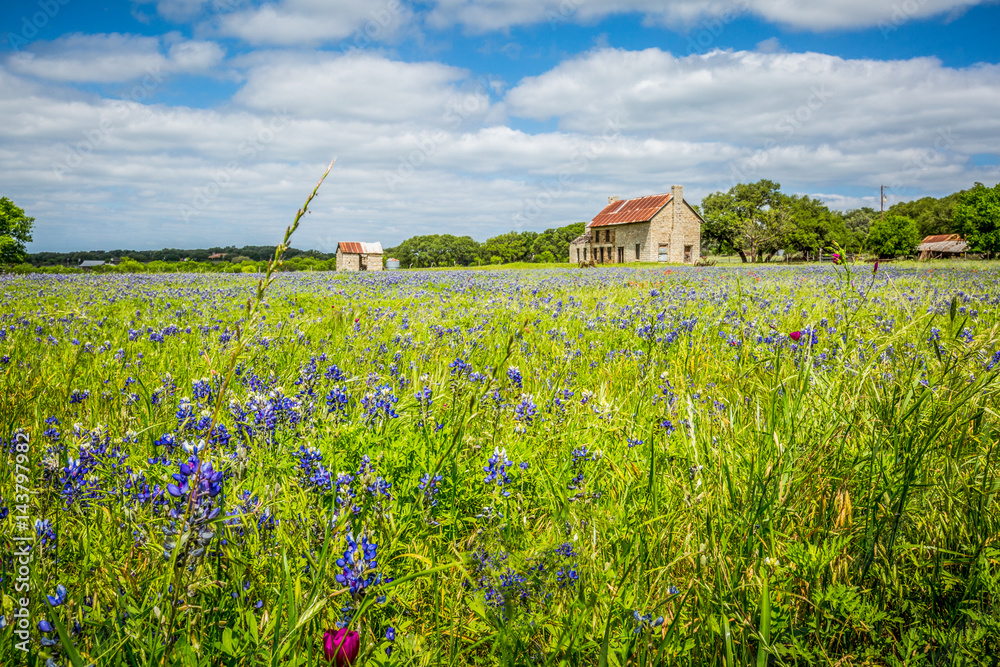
[[590, 193, 672, 227], [921, 234, 962, 244], [338, 242, 383, 254]]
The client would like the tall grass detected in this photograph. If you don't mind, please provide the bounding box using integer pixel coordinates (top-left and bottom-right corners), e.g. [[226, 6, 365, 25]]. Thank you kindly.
[[0, 257, 998, 665]]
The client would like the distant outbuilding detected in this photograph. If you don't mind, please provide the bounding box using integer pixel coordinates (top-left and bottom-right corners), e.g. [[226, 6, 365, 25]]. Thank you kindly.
[[336, 242, 383, 271], [918, 234, 967, 260], [79, 260, 105, 269]]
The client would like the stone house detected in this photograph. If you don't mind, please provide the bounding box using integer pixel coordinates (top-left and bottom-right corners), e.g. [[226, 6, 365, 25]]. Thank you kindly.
[[569, 185, 703, 264], [336, 242, 383, 271]]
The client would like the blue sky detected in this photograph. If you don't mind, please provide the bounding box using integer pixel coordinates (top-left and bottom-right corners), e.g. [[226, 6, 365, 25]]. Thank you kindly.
[[2, 0, 999, 252]]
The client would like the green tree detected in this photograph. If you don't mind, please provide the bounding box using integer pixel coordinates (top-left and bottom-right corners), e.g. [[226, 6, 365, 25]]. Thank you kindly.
[[866, 214, 921, 258], [786, 195, 851, 256], [530, 222, 585, 262], [481, 231, 534, 264], [701, 179, 789, 262], [0, 196, 35, 264], [889, 193, 961, 239], [841, 207, 877, 246], [954, 182, 1000, 258]]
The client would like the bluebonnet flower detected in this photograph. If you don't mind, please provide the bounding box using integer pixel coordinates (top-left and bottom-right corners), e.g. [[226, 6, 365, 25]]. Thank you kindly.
[[632, 611, 664, 632], [192, 377, 213, 402], [293, 445, 333, 493], [448, 357, 472, 376], [415, 386, 433, 407], [507, 366, 523, 388], [419, 473, 443, 507], [385, 626, 396, 657], [47, 584, 68, 607], [335, 532, 385, 600], [514, 394, 538, 426], [483, 447, 514, 497], [36, 519, 57, 550], [361, 384, 400, 423], [69, 389, 90, 404], [355, 455, 393, 505], [325, 387, 350, 417], [568, 447, 593, 491], [43, 416, 61, 442]]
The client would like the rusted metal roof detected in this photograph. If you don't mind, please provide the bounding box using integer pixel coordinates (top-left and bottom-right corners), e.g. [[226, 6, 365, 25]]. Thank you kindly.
[[590, 193, 672, 227], [921, 234, 962, 244], [338, 242, 383, 255], [570, 232, 592, 245], [919, 239, 968, 253]]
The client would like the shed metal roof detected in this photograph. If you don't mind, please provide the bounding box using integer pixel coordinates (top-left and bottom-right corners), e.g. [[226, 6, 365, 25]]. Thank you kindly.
[[922, 234, 962, 244], [338, 242, 383, 255], [590, 193, 672, 228], [919, 240, 968, 253]]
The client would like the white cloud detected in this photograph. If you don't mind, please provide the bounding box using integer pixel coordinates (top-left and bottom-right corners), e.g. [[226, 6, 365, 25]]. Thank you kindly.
[[2, 44, 999, 254], [426, 0, 990, 32], [214, 0, 411, 46], [4, 33, 225, 83], [505, 48, 1000, 149], [233, 51, 492, 125]]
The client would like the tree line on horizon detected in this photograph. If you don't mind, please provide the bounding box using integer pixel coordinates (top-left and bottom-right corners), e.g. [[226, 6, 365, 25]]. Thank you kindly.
[[700, 180, 1000, 261], [5, 180, 999, 268]]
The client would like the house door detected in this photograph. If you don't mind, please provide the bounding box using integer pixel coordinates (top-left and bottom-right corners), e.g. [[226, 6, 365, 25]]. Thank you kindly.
[[599, 247, 605, 263], [684, 245, 692, 263], [617, 247, 624, 263], [658, 243, 669, 262]]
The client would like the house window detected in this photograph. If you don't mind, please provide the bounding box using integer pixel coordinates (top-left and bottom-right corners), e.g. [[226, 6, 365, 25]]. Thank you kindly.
[[576, 248, 580, 262], [605, 230, 611, 243], [658, 243, 669, 262], [635, 244, 640, 260], [684, 245, 693, 262], [583, 248, 587, 261], [617, 247, 624, 263]]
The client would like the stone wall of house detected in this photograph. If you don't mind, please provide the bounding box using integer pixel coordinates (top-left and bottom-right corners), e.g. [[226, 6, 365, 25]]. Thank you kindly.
[[609, 221, 651, 263], [364, 254, 384, 271], [336, 250, 360, 271], [648, 186, 701, 263]]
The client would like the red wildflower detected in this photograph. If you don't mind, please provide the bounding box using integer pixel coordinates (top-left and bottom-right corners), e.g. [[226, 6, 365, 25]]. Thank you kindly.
[[789, 331, 802, 342], [324, 629, 360, 666]]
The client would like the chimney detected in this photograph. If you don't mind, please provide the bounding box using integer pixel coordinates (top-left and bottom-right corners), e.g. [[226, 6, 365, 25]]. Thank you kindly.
[[608, 196, 619, 204], [671, 184, 683, 201]]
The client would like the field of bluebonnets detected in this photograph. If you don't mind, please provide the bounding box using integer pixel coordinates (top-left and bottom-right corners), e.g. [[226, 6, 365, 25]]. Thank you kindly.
[[2, 258, 1000, 666]]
